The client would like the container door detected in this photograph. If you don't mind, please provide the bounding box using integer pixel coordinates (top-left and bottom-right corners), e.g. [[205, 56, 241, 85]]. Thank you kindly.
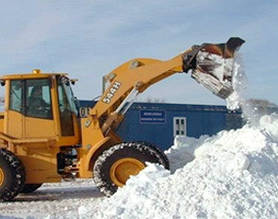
[[173, 117, 187, 137]]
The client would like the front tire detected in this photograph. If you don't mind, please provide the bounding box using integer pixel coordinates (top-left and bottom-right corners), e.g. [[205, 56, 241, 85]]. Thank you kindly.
[[93, 142, 169, 196], [0, 149, 25, 201]]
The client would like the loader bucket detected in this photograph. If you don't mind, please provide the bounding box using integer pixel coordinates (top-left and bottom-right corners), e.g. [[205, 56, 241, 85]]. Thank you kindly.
[[183, 37, 245, 99]]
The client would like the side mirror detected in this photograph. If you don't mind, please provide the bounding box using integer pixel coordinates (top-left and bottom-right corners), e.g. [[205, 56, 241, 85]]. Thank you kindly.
[[0, 80, 5, 86]]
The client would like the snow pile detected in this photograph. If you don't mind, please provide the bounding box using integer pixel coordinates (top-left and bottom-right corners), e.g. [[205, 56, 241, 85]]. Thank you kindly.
[[76, 113, 278, 219]]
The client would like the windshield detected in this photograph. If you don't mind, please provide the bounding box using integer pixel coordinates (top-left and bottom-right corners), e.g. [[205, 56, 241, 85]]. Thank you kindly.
[[58, 76, 78, 116]]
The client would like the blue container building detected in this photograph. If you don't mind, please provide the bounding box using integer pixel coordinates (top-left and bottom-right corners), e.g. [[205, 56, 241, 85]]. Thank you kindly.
[[79, 101, 242, 151]]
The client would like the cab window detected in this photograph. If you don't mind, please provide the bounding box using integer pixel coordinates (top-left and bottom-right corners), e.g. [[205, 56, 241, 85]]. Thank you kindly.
[[26, 79, 52, 119], [58, 82, 74, 136], [9, 80, 23, 113]]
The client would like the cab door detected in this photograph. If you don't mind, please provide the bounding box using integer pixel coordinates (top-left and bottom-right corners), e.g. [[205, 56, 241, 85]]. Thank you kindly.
[[56, 76, 80, 145]]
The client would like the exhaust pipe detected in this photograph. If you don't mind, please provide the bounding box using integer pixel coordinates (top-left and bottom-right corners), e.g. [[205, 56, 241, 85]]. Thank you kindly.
[[183, 37, 245, 99]]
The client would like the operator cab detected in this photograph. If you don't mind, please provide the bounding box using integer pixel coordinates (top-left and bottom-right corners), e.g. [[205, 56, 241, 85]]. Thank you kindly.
[[0, 70, 80, 145]]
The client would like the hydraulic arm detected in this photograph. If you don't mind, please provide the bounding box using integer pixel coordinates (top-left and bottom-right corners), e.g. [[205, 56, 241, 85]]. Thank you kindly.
[[92, 37, 245, 135]]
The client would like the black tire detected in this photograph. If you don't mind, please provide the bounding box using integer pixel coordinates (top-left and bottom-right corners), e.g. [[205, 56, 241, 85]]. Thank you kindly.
[[93, 142, 169, 196], [0, 149, 25, 201], [21, 183, 42, 193]]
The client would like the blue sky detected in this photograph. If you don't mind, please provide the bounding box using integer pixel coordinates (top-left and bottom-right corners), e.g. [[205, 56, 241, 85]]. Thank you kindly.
[[0, 0, 277, 105]]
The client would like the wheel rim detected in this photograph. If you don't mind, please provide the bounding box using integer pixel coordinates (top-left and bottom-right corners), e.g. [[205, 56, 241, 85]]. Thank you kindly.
[[0, 167, 4, 186], [110, 158, 145, 187]]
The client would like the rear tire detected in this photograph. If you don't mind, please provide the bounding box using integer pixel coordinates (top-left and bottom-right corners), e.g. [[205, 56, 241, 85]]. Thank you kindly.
[[0, 149, 25, 201], [21, 183, 42, 193], [93, 142, 169, 196]]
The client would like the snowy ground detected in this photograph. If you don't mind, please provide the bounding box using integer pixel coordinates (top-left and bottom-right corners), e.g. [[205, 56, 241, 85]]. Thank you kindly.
[[0, 180, 105, 218]]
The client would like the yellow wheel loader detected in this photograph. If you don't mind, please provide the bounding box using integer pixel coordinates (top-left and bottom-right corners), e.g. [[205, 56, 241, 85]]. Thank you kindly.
[[0, 37, 244, 201]]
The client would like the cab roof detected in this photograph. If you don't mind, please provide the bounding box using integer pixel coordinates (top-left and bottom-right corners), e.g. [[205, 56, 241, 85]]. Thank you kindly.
[[0, 69, 68, 81]]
